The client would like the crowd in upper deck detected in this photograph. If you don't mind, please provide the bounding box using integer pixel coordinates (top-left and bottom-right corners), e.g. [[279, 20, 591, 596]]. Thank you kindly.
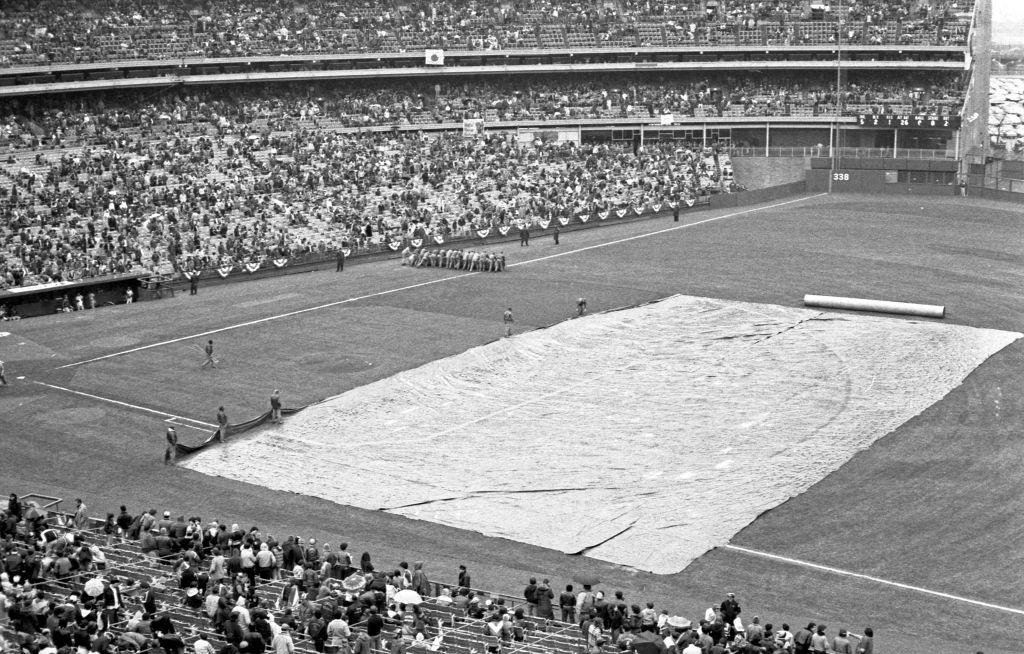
[[0, 0, 974, 66]]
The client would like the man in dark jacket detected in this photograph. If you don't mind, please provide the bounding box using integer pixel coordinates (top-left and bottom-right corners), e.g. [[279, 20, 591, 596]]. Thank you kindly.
[[523, 578, 538, 617]]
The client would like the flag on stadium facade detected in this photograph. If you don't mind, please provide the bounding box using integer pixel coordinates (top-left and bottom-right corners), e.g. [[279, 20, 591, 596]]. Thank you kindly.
[[425, 49, 445, 66]]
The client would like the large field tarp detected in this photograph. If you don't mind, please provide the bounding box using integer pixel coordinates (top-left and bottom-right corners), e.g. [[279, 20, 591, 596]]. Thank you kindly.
[[181, 295, 1020, 573]]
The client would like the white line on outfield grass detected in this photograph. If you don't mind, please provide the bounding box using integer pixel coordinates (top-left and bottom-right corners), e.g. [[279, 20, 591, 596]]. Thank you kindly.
[[724, 544, 1024, 616], [32, 381, 218, 428], [56, 193, 826, 370]]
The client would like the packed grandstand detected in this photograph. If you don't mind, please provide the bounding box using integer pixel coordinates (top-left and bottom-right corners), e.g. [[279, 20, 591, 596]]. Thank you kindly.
[[0, 495, 873, 654], [0, 0, 972, 65]]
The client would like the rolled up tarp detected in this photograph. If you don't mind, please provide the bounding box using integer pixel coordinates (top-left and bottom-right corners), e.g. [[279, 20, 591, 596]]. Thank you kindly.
[[803, 294, 945, 319]]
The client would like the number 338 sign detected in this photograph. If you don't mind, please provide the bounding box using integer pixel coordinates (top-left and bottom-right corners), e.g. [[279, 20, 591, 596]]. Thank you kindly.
[[832, 172, 850, 181]]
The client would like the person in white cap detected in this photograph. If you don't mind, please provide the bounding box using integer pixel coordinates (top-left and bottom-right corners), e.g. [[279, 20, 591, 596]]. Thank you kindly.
[[272, 623, 295, 654]]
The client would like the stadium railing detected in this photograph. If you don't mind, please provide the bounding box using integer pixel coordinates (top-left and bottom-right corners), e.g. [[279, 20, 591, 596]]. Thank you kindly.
[[729, 146, 955, 159]]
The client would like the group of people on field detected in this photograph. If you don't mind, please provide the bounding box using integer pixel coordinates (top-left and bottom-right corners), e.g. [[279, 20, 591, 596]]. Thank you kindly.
[[403, 248, 506, 272]]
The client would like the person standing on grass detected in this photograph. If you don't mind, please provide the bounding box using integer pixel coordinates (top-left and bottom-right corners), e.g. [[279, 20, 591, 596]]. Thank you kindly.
[[503, 307, 514, 337], [553, 224, 560, 245], [190, 276, 199, 296], [202, 340, 217, 369], [73, 498, 88, 529], [336, 250, 345, 272], [270, 390, 282, 423], [165, 427, 178, 465], [217, 406, 229, 442], [855, 627, 873, 654]]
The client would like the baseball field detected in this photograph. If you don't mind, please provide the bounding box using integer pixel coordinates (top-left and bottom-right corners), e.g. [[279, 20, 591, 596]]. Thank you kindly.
[[2, 191, 1022, 653]]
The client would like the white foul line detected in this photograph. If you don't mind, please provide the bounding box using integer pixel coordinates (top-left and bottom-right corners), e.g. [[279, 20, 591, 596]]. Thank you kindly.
[[32, 381, 218, 428], [724, 544, 1024, 616], [57, 193, 826, 370]]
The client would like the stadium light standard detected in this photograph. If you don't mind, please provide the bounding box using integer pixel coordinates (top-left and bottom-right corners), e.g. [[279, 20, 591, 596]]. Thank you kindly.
[[829, 0, 843, 193]]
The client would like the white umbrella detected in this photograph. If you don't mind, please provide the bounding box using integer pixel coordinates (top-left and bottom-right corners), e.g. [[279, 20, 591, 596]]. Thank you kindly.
[[84, 577, 106, 597], [394, 589, 423, 605]]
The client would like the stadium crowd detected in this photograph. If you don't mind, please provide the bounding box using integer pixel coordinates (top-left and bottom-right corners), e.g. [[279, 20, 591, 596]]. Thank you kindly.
[[0, 79, 741, 290], [0, 72, 963, 146], [0, 0, 974, 66], [0, 493, 877, 654]]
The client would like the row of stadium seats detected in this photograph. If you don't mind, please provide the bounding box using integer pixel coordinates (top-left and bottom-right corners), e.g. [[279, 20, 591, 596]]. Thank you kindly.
[[0, 0, 974, 66], [0, 497, 873, 654]]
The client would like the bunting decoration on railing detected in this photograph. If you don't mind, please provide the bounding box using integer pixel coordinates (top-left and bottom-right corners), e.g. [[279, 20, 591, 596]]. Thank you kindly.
[[598, 211, 609, 220], [182, 270, 200, 280], [634, 206, 644, 216], [388, 241, 401, 251], [244, 262, 261, 274], [685, 198, 695, 207], [668, 201, 678, 209], [477, 228, 491, 238], [558, 216, 570, 226], [579, 214, 590, 223], [651, 204, 662, 213], [433, 235, 444, 245], [498, 226, 510, 236], [538, 219, 551, 229], [217, 264, 234, 278], [616, 209, 627, 218], [272, 258, 288, 268], [411, 238, 423, 248]]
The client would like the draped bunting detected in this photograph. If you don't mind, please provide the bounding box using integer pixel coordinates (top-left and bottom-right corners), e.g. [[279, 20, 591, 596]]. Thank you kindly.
[[183, 270, 200, 280], [433, 235, 444, 245], [411, 238, 423, 248], [558, 216, 570, 226], [272, 258, 289, 268], [498, 226, 510, 236], [538, 219, 551, 229], [244, 262, 261, 274], [634, 206, 644, 216], [217, 264, 233, 278], [616, 209, 627, 218], [388, 241, 401, 251], [685, 198, 695, 207], [477, 228, 491, 238], [341, 248, 351, 257], [668, 202, 678, 209], [598, 211, 609, 220], [651, 204, 662, 213], [578, 214, 589, 223]]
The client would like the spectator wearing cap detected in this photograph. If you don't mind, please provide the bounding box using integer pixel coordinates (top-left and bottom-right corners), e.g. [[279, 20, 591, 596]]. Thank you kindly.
[[720, 593, 740, 634], [457, 564, 471, 592], [272, 623, 295, 654], [745, 616, 764, 643]]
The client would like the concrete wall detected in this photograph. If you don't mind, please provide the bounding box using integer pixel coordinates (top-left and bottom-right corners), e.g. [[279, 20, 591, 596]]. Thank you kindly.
[[732, 156, 809, 189]]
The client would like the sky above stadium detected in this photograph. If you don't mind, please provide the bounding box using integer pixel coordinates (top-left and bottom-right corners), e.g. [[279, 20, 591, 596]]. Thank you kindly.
[[992, 0, 1024, 44]]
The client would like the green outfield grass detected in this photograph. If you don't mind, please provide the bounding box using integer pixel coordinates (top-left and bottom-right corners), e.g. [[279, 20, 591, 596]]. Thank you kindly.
[[2, 193, 1023, 653]]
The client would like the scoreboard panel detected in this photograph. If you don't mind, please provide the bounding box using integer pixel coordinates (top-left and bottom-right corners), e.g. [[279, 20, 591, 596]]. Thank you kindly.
[[856, 114, 961, 129]]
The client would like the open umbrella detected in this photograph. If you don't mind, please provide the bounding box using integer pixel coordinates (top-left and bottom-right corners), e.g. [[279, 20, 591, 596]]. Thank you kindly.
[[572, 573, 600, 587], [341, 572, 366, 592], [666, 616, 691, 630], [393, 589, 423, 606], [83, 577, 106, 597]]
